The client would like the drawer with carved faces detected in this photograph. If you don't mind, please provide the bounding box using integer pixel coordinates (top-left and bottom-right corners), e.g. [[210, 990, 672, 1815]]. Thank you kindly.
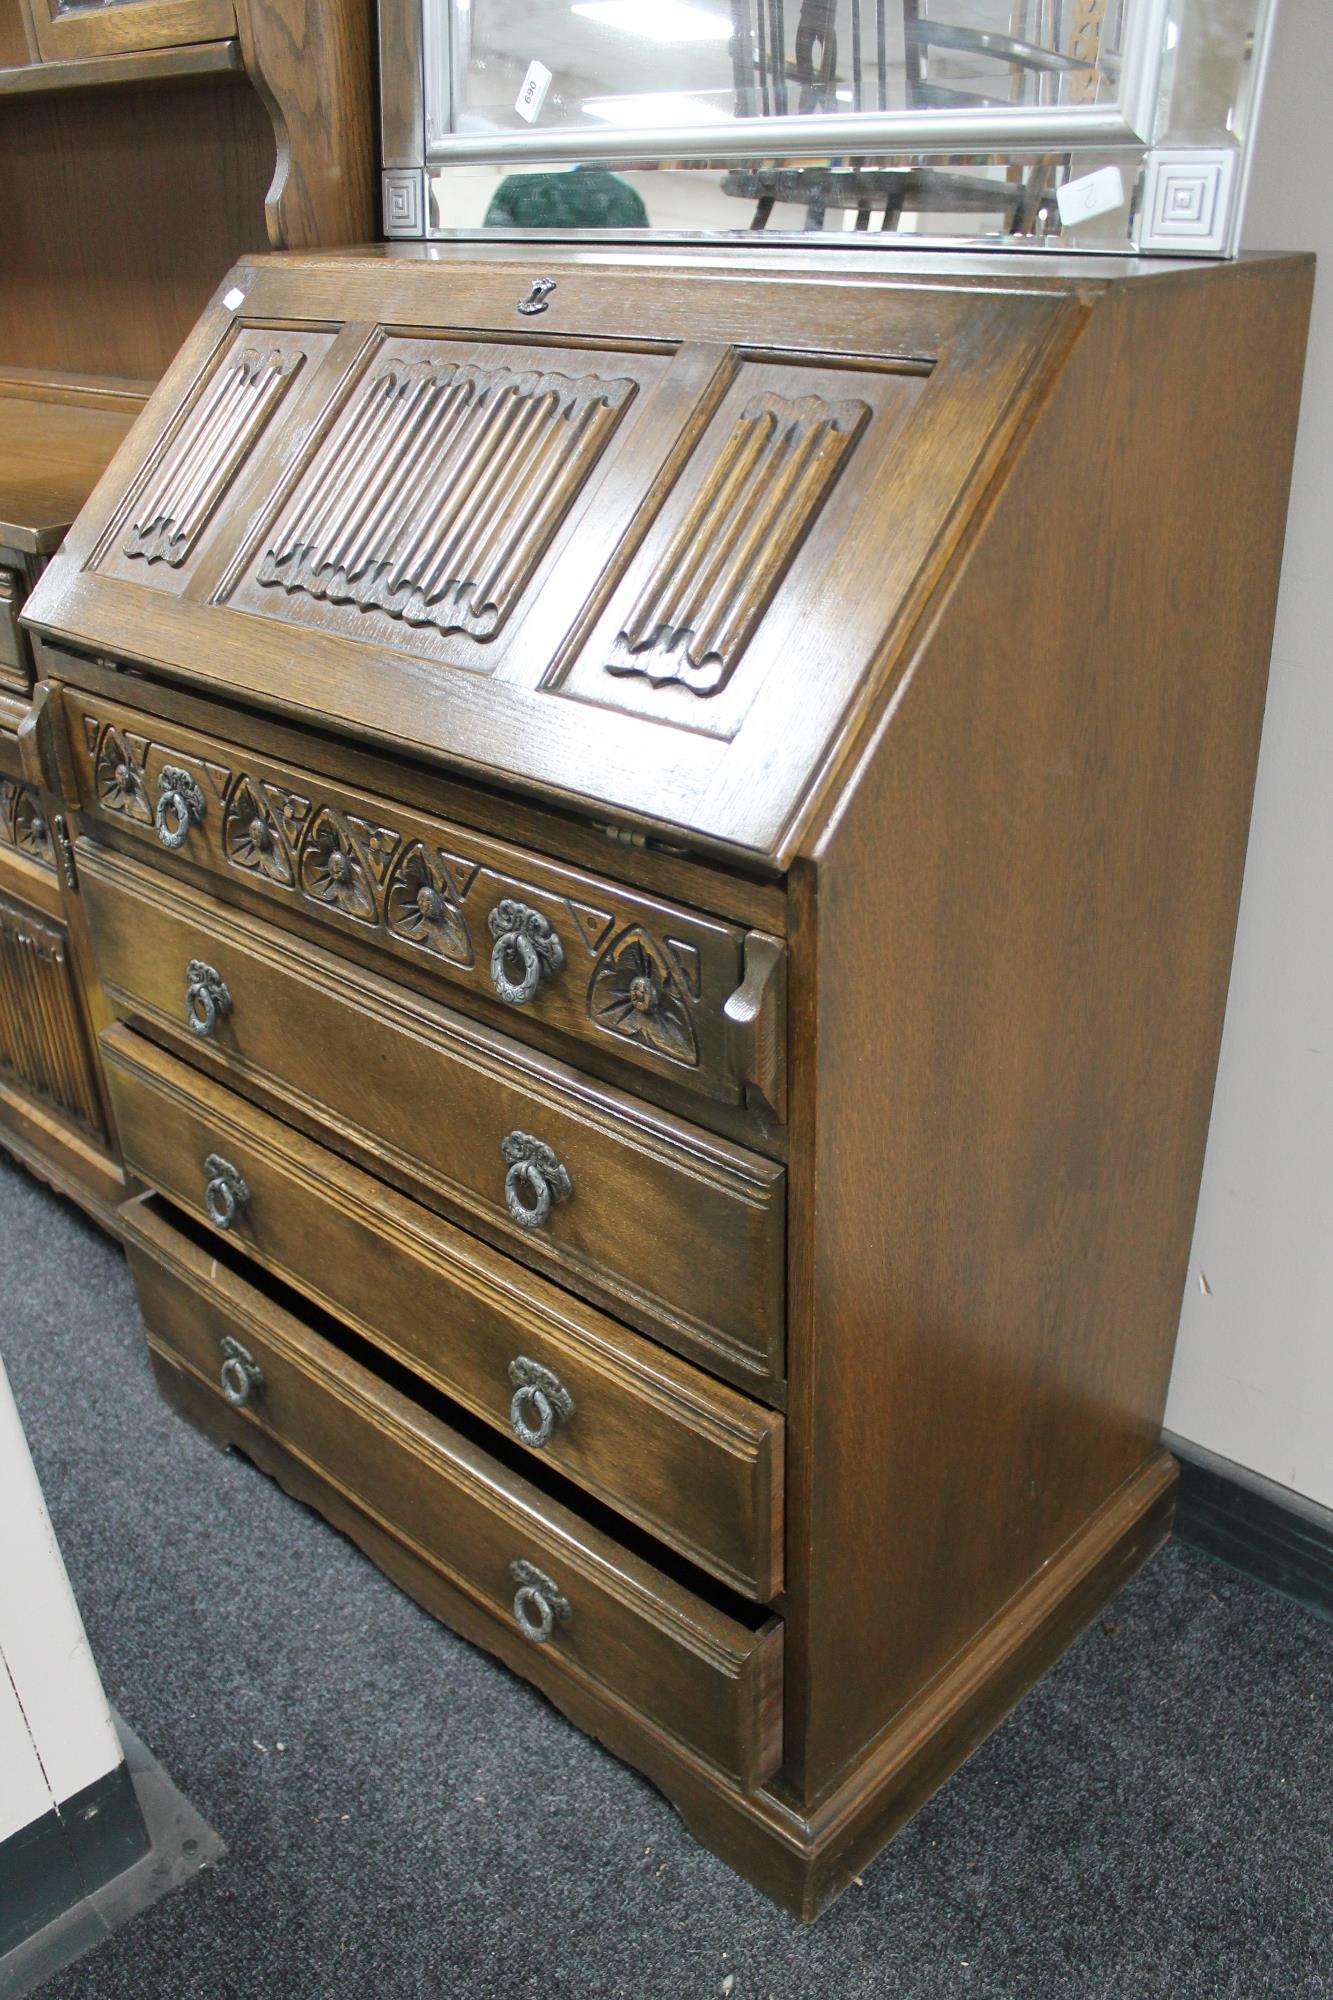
[[62, 689, 786, 1122]]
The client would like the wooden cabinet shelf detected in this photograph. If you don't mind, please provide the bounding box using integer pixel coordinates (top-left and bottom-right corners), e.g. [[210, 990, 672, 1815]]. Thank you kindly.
[[0, 373, 144, 554], [0, 37, 240, 96]]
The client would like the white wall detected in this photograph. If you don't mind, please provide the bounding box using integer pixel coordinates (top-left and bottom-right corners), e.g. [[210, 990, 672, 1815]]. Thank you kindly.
[[1163, 0, 1333, 1509]]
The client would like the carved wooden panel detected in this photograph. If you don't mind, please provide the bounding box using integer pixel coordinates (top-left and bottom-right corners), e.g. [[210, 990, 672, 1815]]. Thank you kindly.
[[121, 343, 305, 569], [606, 390, 869, 698], [555, 355, 923, 738], [66, 691, 783, 1113], [0, 780, 56, 872], [0, 891, 103, 1136], [254, 356, 637, 642]]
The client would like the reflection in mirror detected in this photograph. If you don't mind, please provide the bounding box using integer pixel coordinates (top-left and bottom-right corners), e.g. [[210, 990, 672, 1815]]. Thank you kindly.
[[444, 0, 1129, 142]]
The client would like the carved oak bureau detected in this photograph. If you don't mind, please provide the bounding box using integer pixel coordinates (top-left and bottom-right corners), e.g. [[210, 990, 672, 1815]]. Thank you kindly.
[[21, 244, 1311, 1917]]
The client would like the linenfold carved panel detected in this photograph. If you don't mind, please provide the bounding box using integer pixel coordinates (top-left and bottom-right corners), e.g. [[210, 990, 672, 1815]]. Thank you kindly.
[[123, 345, 305, 569], [0, 891, 103, 1136], [606, 390, 869, 697], [256, 357, 637, 640]]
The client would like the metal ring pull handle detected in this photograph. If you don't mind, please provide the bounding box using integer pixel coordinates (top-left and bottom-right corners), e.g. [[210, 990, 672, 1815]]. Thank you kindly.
[[155, 766, 206, 850], [509, 1559, 571, 1645], [219, 1335, 263, 1408], [487, 900, 564, 1006], [508, 1356, 575, 1449], [500, 1132, 572, 1232], [204, 1153, 250, 1231], [184, 960, 232, 1038]]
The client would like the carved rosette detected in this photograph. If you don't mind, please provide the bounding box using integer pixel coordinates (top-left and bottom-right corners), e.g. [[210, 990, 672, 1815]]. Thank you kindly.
[[223, 776, 295, 885], [588, 928, 699, 1067], [607, 389, 870, 697], [384, 842, 473, 965], [94, 727, 152, 823], [299, 810, 377, 923], [257, 357, 637, 640], [0, 780, 54, 870]]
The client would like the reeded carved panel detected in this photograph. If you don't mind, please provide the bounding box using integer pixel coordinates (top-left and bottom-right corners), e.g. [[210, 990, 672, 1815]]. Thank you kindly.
[[255, 357, 637, 640], [0, 780, 55, 871], [606, 390, 869, 698], [119, 342, 306, 570], [0, 892, 103, 1136]]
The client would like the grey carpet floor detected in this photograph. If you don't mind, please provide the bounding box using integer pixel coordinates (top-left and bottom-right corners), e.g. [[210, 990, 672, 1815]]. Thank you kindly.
[[2, 1152, 1329, 2000]]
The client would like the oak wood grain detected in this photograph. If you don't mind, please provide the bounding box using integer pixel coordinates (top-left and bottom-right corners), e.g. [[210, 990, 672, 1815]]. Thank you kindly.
[[103, 1022, 784, 1598], [82, 842, 788, 1393]]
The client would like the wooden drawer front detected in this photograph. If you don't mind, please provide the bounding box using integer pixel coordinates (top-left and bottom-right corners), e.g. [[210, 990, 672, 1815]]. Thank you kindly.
[[64, 690, 786, 1118], [102, 1025, 783, 1598], [122, 1197, 784, 1789], [81, 847, 785, 1394]]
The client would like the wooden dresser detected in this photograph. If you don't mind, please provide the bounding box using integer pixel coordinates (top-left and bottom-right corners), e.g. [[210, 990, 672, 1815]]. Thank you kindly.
[[0, 376, 145, 1222], [21, 244, 1311, 1917], [0, 0, 374, 1222]]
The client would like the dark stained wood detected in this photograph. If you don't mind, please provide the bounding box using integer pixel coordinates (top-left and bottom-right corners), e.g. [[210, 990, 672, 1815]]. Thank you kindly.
[[0, 0, 374, 382], [0, 38, 243, 94], [81, 842, 788, 1394], [782, 253, 1315, 1801], [64, 685, 785, 1115], [0, 386, 141, 552], [0, 0, 36, 67], [102, 1022, 784, 1598], [124, 1193, 785, 1789], [0, 79, 274, 381], [236, 0, 380, 256], [24, 250, 1075, 862], [26, 0, 235, 63], [0, 684, 125, 1224], [38, 647, 790, 931], [0, 0, 376, 1222], [32, 248, 1312, 1917], [146, 1302, 1174, 1920]]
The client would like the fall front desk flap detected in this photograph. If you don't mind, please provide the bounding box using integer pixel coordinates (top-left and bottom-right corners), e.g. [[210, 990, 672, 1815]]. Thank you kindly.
[[22, 247, 1074, 866]]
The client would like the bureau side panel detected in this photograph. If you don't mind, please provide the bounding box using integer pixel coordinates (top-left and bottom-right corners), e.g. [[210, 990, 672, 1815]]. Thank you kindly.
[[786, 258, 1313, 1799]]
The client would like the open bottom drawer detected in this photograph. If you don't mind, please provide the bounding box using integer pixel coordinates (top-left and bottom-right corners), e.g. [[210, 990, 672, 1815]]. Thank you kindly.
[[121, 1195, 784, 1790]]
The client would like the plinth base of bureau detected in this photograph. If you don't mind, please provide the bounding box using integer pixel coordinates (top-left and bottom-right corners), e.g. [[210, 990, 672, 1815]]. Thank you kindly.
[[145, 1320, 1174, 1921]]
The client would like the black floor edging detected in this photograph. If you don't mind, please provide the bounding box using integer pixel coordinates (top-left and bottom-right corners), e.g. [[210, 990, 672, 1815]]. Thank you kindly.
[[0, 1760, 148, 1959], [1166, 1431, 1333, 1626]]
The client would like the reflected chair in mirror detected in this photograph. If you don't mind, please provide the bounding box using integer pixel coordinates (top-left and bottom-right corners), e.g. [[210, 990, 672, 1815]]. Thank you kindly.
[[726, 0, 1102, 232]]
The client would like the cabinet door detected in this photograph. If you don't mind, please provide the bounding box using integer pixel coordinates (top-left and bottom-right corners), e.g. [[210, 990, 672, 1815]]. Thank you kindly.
[[29, 0, 235, 62]]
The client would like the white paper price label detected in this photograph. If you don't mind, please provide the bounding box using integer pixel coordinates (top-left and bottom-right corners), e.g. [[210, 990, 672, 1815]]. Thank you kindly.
[[1056, 165, 1126, 228], [516, 60, 552, 125]]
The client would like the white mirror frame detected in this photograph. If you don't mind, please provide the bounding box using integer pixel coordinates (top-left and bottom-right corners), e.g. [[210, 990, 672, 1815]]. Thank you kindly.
[[421, 0, 1170, 166]]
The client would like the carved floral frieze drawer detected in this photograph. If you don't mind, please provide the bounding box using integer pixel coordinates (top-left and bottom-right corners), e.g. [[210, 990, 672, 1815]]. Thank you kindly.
[[63, 690, 785, 1115]]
